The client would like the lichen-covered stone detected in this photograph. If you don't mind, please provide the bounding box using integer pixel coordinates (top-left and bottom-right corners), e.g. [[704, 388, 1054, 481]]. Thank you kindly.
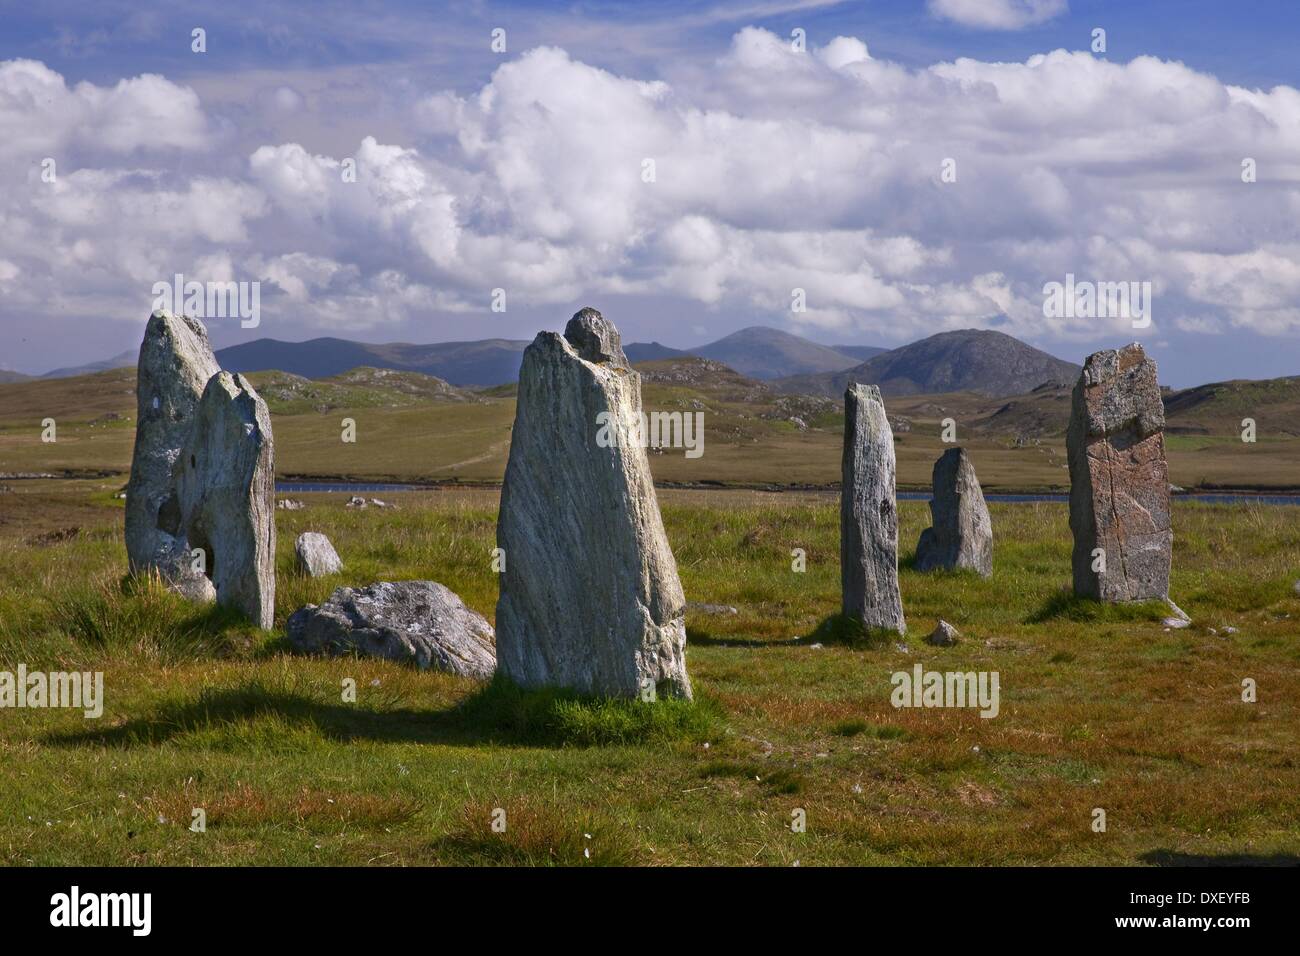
[[1067, 344, 1171, 602]]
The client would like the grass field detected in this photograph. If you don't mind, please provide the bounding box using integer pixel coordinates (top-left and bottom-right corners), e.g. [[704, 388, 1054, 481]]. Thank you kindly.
[[3, 366, 1299, 490], [1, 481, 1297, 865]]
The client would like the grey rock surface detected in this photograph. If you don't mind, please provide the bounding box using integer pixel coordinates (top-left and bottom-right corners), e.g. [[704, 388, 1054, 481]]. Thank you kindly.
[[926, 620, 960, 646], [287, 581, 495, 678], [1067, 344, 1171, 602], [295, 531, 342, 577], [840, 383, 905, 633], [177, 371, 276, 628], [124, 310, 220, 596], [495, 308, 692, 699], [915, 447, 993, 576], [564, 306, 630, 369]]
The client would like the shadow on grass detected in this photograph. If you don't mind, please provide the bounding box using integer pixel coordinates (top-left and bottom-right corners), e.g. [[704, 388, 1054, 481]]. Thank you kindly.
[[799, 613, 897, 649], [1025, 590, 1170, 625], [1141, 849, 1300, 867], [44, 675, 720, 751], [685, 626, 784, 649]]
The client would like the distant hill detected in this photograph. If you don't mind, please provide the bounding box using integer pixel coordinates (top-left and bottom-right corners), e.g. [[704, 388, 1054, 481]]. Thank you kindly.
[[0, 370, 32, 384], [246, 366, 478, 415], [829, 345, 890, 362], [636, 356, 771, 404], [1163, 376, 1300, 437], [41, 350, 136, 379], [694, 326, 861, 380], [217, 337, 531, 388], [624, 341, 691, 364], [775, 329, 1079, 399]]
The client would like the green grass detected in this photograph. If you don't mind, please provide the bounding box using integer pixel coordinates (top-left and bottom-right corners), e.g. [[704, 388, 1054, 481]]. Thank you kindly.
[[0, 483, 1298, 865]]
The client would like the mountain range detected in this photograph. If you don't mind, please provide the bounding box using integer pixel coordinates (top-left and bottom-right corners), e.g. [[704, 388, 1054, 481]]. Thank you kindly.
[[29, 324, 1080, 399]]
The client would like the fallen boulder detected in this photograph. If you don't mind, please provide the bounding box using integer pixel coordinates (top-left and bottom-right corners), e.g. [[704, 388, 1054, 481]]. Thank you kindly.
[[287, 581, 495, 678]]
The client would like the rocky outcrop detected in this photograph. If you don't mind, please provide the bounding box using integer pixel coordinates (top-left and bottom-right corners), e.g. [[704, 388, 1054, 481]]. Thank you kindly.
[[841, 383, 905, 633], [915, 447, 993, 576], [176, 372, 276, 628], [495, 308, 692, 700], [295, 531, 342, 577], [1067, 344, 1171, 602], [124, 310, 220, 598], [287, 581, 495, 679]]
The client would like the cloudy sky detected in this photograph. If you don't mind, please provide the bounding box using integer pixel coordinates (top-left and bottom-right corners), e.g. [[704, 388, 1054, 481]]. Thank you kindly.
[[2, 0, 1298, 386]]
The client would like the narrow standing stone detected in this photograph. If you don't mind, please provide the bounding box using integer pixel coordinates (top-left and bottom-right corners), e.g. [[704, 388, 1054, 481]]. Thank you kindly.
[[915, 447, 993, 577], [1066, 343, 1171, 602], [495, 308, 691, 699], [176, 371, 276, 628], [841, 383, 905, 633]]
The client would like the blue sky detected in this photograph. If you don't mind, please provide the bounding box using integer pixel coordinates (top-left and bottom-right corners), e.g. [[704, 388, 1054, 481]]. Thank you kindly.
[[2, 0, 1299, 385]]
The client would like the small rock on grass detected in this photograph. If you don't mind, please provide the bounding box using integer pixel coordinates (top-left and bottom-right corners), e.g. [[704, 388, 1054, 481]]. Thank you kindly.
[[295, 531, 343, 577], [926, 620, 960, 646]]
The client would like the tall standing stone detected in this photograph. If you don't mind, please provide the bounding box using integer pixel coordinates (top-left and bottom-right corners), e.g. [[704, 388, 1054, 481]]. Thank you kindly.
[[176, 371, 276, 628], [125, 310, 220, 598], [915, 447, 993, 577], [1067, 343, 1171, 602], [495, 308, 691, 699], [841, 383, 905, 633]]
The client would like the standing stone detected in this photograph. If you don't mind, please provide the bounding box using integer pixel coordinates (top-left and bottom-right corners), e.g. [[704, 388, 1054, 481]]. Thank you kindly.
[[295, 531, 342, 577], [841, 384, 905, 633], [1067, 343, 1171, 602], [495, 308, 691, 700], [124, 310, 220, 599], [915, 447, 993, 577], [177, 371, 276, 628]]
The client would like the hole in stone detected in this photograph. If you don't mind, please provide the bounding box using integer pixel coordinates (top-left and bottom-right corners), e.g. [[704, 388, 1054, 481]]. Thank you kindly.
[[155, 493, 182, 536], [188, 526, 216, 586]]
